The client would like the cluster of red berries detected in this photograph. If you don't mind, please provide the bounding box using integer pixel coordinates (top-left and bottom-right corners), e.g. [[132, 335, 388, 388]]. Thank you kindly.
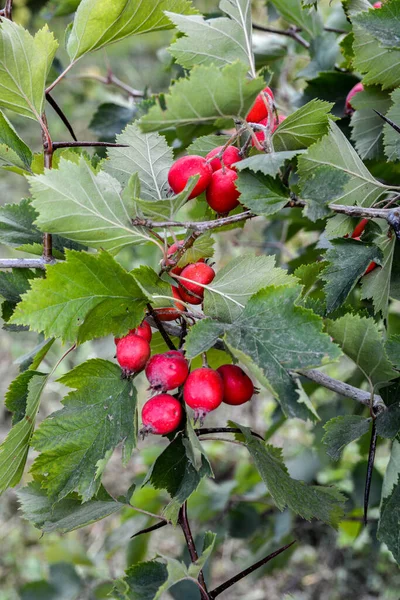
[[114, 324, 255, 435], [167, 86, 285, 214]]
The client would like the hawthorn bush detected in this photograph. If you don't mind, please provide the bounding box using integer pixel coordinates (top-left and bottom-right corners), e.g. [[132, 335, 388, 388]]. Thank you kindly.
[[1, 0, 400, 598]]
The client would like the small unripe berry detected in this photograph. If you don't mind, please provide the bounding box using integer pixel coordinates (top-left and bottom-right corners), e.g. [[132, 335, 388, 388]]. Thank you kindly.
[[345, 82, 364, 115], [145, 350, 189, 391], [205, 145, 242, 171], [178, 262, 216, 305], [183, 367, 224, 423], [141, 394, 183, 435], [116, 334, 151, 374], [168, 155, 212, 199], [246, 87, 274, 123], [217, 364, 254, 405], [206, 168, 241, 214]]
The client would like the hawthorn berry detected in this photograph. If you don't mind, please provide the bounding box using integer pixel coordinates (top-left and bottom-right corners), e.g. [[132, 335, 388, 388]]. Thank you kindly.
[[217, 364, 254, 406], [351, 218, 369, 239], [145, 350, 189, 391], [246, 87, 274, 123], [178, 262, 216, 304], [141, 394, 183, 435], [373, 1, 382, 7], [114, 320, 152, 345], [116, 334, 151, 374], [168, 155, 212, 199], [205, 145, 242, 171], [251, 115, 286, 147], [183, 367, 224, 423], [345, 82, 364, 115], [153, 307, 182, 321], [206, 168, 241, 214]]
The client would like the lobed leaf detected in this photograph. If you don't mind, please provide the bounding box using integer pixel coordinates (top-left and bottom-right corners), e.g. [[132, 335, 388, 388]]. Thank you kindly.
[[323, 415, 371, 461]]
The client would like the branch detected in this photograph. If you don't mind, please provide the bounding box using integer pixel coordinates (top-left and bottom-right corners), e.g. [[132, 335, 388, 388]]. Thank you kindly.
[[52, 141, 129, 150], [132, 211, 256, 232], [46, 93, 77, 141], [130, 520, 168, 539], [4, 0, 12, 19], [196, 427, 264, 441], [209, 540, 296, 598], [374, 110, 400, 135], [178, 502, 210, 600], [329, 204, 400, 220], [76, 71, 145, 97], [40, 113, 54, 262], [364, 420, 378, 526], [146, 303, 177, 350], [253, 23, 310, 48], [0, 258, 54, 270], [294, 369, 385, 411], [45, 61, 77, 95]]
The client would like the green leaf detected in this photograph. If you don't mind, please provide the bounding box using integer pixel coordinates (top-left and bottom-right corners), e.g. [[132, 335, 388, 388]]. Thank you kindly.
[[29, 157, 154, 254], [31, 359, 137, 502], [0, 374, 47, 495], [298, 33, 340, 80], [384, 88, 400, 161], [0, 111, 32, 171], [376, 401, 400, 439], [298, 121, 389, 213], [0, 21, 58, 121], [18, 481, 124, 533], [234, 171, 289, 217], [89, 103, 136, 142], [0, 268, 43, 325], [377, 440, 400, 564], [141, 62, 265, 132], [43, 0, 82, 18], [16, 337, 55, 373], [272, 100, 334, 152], [353, 1, 400, 50], [185, 319, 225, 358], [175, 232, 214, 267], [235, 423, 346, 526], [166, 0, 255, 74], [132, 265, 176, 309], [5, 370, 41, 425], [300, 165, 350, 222], [350, 86, 392, 160], [352, 22, 400, 89], [10, 250, 148, 343], [67, 0, 197, 60], [326, 313, 398, 387], [235, 150, 304, 178], [360, 226, 396, 318], [115, 561, 168, 600], [105, 124, 173, 199], [386, 334, 400, 369], [322, 415, 371, 461], [321, 238, 383, 313], [202, 254, 296, 323], [186, 134, 231, 156], [269, 0, 323, 37], [222, 285, 341, 418], [0, 199, 41, 247]]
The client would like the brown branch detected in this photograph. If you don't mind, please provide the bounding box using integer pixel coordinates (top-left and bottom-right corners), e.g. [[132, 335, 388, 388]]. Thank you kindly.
[[146, 303, 177, 350], [4, 0, 12, 19], [41, 114, 54, 263], [73, 71, 145, 98], [209, 541, 296, 598], [253, 23, 310, 48], [364, 420, 378, 526], [46, 93, 77, 141], [52, 141, 129, 150], [0, 258, 53, 270], [178, 502, 210, 600], [196, 427, 264, 441], [133, 211, 256, 233], [130, 521, 168, 539], [329, 204, 400, 219]]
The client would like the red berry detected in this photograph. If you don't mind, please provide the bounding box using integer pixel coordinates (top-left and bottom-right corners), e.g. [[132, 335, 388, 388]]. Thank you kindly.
[[246, 87, 274, 123], [116, 335, 151, 374], [272, 114, 286, 133], [217, 364, 254, 406], [141, 394, 183, 435], [206, 168, 241, 214], [183, 367, 224, 423], [351, 218, 369, 239], [153, 307, 181, 321], [205, 145, 242, 171], [345, 82, 364, 115], [145, 350, 189, 391], [168, 155, 212, 199], [166, 241, 185, 274], [373, 1, 382, 7], [365, 261, 377, 274], [178, 262, 216, 305], [114, 320, 152, 345]]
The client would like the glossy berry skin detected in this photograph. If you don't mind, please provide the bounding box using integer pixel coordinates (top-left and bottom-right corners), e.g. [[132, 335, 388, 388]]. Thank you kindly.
[[345, 82, 364, 115], [206, 168, 241, 214], [365, 261, 377, 274], [183, 367, 224, 422], [205, 145, 242, 171], [141, 394, 183, 435], [178, 262, 215, 305], [351, 218, 369, 239], [246, 87, 274, 123], [168, 155, 212, 199], [116, 334, 151, 374], [114, 320, 152, 345], [146, 350, 189, 391], [217, 364, 254, 406], [154, 307, 181, 321]]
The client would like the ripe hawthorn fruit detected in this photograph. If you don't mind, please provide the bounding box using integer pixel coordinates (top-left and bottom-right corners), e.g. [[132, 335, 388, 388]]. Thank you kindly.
[[373, 1, 382, 7], [183, 367, 224, 423], [116, 334, 151, 374], [178, 262, 216, 305], [114, 320, 152, 345], [246, 86, 274, 123], [206, 167, 241, 213], [345, 82, 364, 115], [205, 145, 242, 171], [145, 350, 189, 391], [168, 155, 212, 199], [217, 364, 254, 405], [251, 114, 286, 147], [351, 218, 369, 239], [141, 394, 183, 435]]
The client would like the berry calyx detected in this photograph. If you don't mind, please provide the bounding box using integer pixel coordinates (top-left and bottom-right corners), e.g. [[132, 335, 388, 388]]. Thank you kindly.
[[178, 262, 216, 305], [145, 350, 189, 392], [141, 394, 183, 435], [183, 367, 224, 423], [168, 155, 213, 199], [345, 82, 364, 115], [116, 334, 151, 375], [217, 364, 254, 406], [246, 87, 274, 123], [114, 320, 152, 345], [206, 168, 241, 214], [205, 145, 242, 171]]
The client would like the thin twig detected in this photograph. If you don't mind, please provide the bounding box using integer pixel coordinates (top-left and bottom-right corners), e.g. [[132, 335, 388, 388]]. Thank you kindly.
[[133, 211, 256, 233], [374, 110, 400, 135], [52, 141, 129, 150], [294, 369, 385, 411], [46, 93, 77, 141], [4, 0, 12, 19], [209, 541, 296, 598], [130, 521, 168, 539], [146, 303, 177, 350], [178, 502, 209, 600], [45, 61, 77, 95], [253, 23, 310, 48], [0, 258, 53, 270], [196, 427, 264, 441], [329, 204, 400, 219], [364, 420, 378, 526], [73, 71, 145, 98], [41, 113, 53, 263]]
